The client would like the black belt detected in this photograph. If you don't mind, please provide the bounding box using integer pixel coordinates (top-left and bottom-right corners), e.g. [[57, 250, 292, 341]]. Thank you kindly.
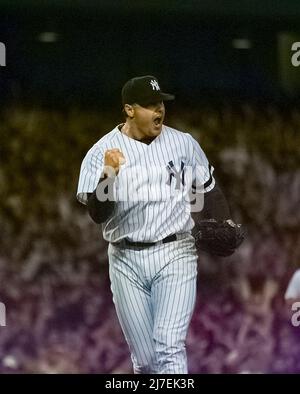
[[122, 234, 177, 248]]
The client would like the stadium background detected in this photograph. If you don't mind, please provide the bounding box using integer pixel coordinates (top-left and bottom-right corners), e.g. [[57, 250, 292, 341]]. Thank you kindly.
[[0, 0, 300, 373]]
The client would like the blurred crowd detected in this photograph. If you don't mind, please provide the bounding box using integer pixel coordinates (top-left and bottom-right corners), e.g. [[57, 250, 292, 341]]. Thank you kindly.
[[0, 242, 299, 374], [0, 104, 300, 373]]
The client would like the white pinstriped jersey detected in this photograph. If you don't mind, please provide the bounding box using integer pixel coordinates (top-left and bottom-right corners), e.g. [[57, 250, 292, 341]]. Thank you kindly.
[[77, 124, 215, 243]]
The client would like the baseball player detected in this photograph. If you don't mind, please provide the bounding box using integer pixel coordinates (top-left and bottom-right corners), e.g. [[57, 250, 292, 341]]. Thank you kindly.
[[76, 75, 244, 374]]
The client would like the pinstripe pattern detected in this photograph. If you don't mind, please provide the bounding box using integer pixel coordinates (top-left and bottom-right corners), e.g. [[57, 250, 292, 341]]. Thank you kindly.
[[77, 125, 215, 242], [77, 123, 214, 374], [108, 233, 197, 373]]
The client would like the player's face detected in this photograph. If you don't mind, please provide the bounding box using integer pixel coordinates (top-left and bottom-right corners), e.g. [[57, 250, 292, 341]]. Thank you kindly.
[[132, 101, 165, 137]]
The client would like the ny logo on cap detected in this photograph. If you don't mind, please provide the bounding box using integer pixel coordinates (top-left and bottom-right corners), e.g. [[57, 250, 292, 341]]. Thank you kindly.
[[150, 79, 160, 91]]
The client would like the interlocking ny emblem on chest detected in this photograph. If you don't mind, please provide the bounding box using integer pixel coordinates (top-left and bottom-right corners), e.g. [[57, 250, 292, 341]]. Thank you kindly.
[[166, 161, 185, 189]]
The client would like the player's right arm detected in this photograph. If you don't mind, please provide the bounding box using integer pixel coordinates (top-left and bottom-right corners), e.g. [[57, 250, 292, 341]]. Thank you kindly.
[[77, 147, 125, 224], [87, 149, 125, 223]]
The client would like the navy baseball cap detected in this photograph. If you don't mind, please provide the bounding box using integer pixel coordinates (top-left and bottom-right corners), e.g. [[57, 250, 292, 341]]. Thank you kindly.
[[122, 75, 175, 107]]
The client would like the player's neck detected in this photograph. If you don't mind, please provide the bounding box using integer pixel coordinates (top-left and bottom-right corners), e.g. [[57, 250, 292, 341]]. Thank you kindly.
[[121, 122, 154, 143]]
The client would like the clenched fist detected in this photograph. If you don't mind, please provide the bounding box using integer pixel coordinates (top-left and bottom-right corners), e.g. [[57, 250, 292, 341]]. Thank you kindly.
[[103, 148, 126, 177]]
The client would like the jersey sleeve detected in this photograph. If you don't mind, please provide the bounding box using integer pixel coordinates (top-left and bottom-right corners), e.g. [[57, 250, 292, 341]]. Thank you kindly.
[[76, 144, 104, 205], [187, 134, 215, 193]]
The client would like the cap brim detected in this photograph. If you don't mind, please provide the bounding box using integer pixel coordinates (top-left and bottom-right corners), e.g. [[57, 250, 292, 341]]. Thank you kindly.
[[160, 92, 175, 101]]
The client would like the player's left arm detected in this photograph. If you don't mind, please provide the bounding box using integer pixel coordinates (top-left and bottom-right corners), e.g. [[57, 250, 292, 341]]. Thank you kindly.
[[188, 134, 245, 256], [187, 133, 229, 220], [197, 181, 231, 221]]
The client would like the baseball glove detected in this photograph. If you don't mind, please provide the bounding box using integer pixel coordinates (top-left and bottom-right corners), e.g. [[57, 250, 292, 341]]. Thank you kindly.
[[194, 219, 246, 257]]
